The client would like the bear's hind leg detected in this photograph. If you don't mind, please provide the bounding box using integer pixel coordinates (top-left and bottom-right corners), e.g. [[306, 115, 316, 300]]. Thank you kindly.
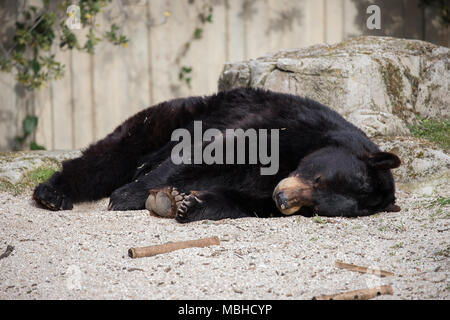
[[142, 187, 249, 222], [107, 158, 176, 211], [175, 189, 254, 223], [145, 186, 188, 218]]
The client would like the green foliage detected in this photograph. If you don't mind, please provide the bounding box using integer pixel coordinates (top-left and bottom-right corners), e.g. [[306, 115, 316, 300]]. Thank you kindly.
[[15, 115, 45, 150], [434, 245, 450, 257], [424, 197, 450, 208], [104, 24, 129, 47], [193, 27, 203, 40], [1, 0, 128, 150], [3, 7, 62, 89], [1, 0, 128, 90], [27, 167, 57, 186], [312, 214, 327, 224], [407, 117, 450, 150], [84, 28, 102, 54], [177, 4, 214, 89], [0, 165, 57, 195], [179, 66, 193, 88]]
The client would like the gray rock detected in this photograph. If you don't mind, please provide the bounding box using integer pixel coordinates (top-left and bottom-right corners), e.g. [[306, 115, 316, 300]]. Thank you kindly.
[[374, 136, 450, 185], [0, 150, 81, 185], [218, 36, 449, 138]]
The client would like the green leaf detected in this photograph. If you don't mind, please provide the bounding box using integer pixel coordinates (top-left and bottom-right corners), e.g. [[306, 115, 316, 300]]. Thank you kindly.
[[182, 66, 192, 73], [23, 115, 38, 135], [29, 59, 40, 74], [15, 136, 25, 145], [193, 28, 203, 39], [30, 141, 46, 150]]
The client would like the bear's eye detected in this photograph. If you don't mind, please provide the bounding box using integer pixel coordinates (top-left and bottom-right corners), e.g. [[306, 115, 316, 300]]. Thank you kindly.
[[313, 175, 322, 188]]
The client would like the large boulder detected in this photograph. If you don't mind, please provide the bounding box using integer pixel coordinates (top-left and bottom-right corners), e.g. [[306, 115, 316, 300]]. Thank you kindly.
[[219, 36, 449, 138], [219, 36, 449, 189]]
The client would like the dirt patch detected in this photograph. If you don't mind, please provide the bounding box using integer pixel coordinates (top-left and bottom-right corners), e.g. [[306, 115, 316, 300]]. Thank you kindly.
[[0, 184, 448, 299]]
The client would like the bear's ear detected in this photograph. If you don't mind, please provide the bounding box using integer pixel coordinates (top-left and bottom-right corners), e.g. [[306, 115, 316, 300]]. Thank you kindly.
[[364, 152, 401, 169]]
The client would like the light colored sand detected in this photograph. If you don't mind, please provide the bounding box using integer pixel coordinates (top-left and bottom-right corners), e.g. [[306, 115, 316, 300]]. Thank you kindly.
[[0, 187, 448, 300]]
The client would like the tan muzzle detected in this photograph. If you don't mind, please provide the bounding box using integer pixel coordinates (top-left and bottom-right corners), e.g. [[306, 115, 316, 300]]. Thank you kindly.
[[273, 176, 313, 215]]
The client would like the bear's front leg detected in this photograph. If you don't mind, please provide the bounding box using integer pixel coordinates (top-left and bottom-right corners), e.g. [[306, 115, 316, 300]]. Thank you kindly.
[[33, 172, 73, 210]]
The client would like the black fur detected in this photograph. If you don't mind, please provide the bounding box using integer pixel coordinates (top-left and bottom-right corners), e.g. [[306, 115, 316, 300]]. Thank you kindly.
[[33, 88, 400, 222]]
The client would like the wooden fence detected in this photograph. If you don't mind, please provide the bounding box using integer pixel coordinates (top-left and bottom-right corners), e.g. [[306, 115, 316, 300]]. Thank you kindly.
[[0, 0, 448, 151]]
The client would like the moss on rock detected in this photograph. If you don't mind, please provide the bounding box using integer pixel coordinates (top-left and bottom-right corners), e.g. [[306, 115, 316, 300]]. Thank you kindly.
[[0, 165, 57, 195]]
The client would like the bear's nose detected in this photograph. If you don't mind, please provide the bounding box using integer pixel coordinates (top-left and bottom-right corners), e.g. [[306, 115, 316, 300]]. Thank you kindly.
[[273, 176, 313, 215], [274, 192, 289, 210]]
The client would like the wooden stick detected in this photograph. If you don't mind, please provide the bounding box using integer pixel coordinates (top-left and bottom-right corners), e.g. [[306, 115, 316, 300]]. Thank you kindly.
[[335, 260, 394, 277], [128, 236, 220, 258], [313, 285, 394, 300]]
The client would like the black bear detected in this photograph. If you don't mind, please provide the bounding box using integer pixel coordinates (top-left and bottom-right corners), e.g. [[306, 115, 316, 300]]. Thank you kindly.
[[33, 88, 401, 223]]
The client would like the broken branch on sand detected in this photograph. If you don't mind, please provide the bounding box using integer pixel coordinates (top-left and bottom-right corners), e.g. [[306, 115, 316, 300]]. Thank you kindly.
[[335, 260, 394, 277], [312, 285, 394, 300], [128, 236, 220, 258], [0, 245, 14, 260]]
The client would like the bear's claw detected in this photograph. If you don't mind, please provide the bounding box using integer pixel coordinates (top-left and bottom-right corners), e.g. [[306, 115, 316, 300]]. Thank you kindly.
[[33, 183, 73, 211], [145, 187, 202, 219], [175, 192, 203, 223], [176, 193, 202, 220]]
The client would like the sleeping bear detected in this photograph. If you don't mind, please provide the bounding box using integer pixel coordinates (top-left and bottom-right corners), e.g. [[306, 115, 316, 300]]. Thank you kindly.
[[33, 88, 401, 223]]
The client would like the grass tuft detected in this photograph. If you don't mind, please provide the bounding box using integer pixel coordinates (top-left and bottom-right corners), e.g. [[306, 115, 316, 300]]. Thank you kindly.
[[407, 117, 450, 150]]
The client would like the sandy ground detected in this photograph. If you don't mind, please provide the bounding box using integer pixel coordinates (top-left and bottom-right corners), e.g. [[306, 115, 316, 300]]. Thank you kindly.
[[0, 186, 448, 300]]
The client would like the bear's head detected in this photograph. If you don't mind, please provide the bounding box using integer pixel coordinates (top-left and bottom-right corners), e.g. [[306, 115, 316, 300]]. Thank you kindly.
[[272, 147, 401, 217]]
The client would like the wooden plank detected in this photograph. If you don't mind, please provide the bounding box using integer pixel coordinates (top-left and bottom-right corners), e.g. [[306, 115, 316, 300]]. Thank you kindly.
[[267, 0, 306, 51], [92, 2, 128, 140], [188, 0, 227, 96], [243, 0, 270, 59], [343, 0, 360, 39], [304, 0, 325, 46], [6, 0, 36, 150], [145, 0, 154, 105], [225, 0, 245, 62], [121, 0, 151, 115], [15, 0, 38, 149], [424, 5, 449, 47], [325, 0, 345, 44], [0, 73, 16, 151], [381, 0, 405, 38], [0, 0, 20, 151], [50, 47, 73, 150], [70, 27, 95, 149], [34, 83, 54, 150], [148, 0, 190, 104], [402, 0, 424, 41], [13, 86, 34, 149]]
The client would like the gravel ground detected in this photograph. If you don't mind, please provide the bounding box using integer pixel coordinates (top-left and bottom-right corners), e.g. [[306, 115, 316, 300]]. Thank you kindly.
[[0, 185, 448, 300]]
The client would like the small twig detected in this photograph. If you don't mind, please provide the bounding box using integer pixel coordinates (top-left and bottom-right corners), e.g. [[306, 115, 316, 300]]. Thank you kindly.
[[128, 236, 220, 258], [312, 285, 394, 300], [0, 245, 14, 260], [335, 260, 394, 277]]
